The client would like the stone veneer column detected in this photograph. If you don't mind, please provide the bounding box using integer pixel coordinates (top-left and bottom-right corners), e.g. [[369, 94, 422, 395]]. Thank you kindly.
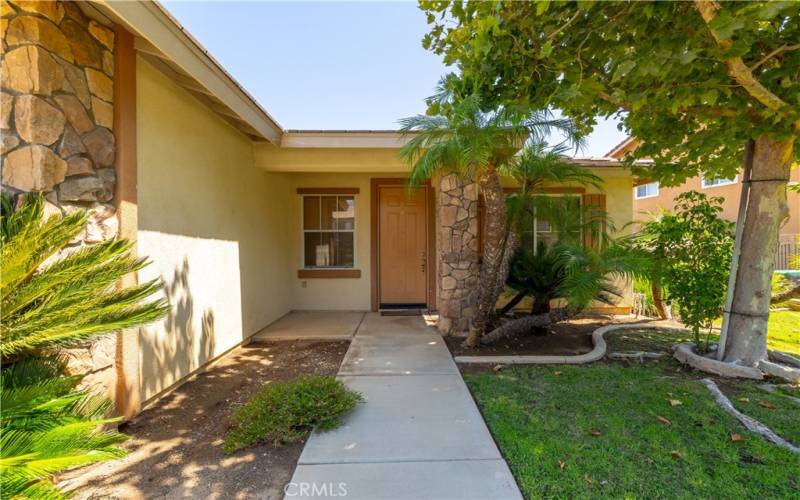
[[437, 173, 480, 335], [1, 1, 119, 399]]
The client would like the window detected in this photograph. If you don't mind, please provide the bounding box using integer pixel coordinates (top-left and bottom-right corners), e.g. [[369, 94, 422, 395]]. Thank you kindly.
[[518, 195, 582, 253], [701, 175, 738, 188], [302, 195, 355, 268], [634, 181, 659, 199]]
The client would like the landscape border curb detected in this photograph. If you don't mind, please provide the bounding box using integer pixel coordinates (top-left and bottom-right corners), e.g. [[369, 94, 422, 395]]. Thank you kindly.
[[454, 322, 686, 365]]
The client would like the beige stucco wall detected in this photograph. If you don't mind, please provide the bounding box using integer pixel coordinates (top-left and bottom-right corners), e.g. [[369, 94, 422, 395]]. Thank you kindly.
[[633, 166, 800, 235], [283, 172, 392, 311], [135, 57, 292, 403], [596, 174, 635, 309], [273, 167, 636, 312], [254, 143, 409, 172]]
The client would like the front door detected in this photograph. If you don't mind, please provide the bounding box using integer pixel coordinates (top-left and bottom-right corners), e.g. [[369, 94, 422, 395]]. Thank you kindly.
[[378, 186, 428, 306]]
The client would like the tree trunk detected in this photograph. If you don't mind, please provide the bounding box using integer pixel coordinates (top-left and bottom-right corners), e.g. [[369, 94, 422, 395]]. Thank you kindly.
[[651, 281, 671, 320], [495, 220, 519, 302], [723, 134, 794, 366], [531, 295, 551, 315], [473, 166, 508, 332], [481, 308, 573, 345]]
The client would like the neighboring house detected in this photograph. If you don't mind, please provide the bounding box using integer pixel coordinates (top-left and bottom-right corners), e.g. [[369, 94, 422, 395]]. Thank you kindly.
[[1, 1, 637, 417], [613, 138, 800, 269]]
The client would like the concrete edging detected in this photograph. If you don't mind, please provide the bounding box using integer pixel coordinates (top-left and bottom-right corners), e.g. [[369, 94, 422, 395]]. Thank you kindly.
[[454, 322, 685, 365], [673, 343, 764, 379]]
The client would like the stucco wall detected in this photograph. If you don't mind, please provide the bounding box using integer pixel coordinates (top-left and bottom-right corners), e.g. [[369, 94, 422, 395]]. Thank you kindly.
[[136, 57, 292, 403], [276, 168, 636, 313], [284, 172, 387, 311], [597, 174, 635, 309], [633, 167, 800, 235]]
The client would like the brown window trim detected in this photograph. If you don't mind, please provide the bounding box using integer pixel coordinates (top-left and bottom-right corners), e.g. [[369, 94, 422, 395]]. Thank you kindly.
[[297, 187, 360, 195], [297, 269, 362, 279]]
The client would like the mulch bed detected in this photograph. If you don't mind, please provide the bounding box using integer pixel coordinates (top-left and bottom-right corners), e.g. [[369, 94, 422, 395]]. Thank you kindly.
[[445, 316, 616, 358], [60, 340, 349, 500]]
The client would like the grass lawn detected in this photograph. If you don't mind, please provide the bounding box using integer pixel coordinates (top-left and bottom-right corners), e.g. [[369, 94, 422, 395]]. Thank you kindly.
[[466, 361, 800, 498], [766, 310, 800, 355], [721, 381, 800, 446]]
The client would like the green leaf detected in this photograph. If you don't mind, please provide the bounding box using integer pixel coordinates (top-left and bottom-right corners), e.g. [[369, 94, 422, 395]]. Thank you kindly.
[[539, 40, 553, 58], [612, 60, 636, 83]]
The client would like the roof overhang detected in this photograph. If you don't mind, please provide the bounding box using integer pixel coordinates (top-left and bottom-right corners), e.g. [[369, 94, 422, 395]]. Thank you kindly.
[[92, 0, 283, 144], [281, 130, 416, 149]]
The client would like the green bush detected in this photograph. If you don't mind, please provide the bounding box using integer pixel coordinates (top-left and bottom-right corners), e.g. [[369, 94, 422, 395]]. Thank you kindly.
[[224, 375, 362, 454], [638, 192, 734, 346]]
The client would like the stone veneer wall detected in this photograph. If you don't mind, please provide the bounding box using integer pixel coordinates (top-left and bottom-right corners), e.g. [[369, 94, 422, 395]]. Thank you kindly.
[[1, 1, 118, 395], [437, 173, 480, 335]]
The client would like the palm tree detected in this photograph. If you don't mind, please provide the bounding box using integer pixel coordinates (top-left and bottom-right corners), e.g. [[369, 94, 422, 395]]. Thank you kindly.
[[481, 240, 649, 345], [399, 75, 581, 344], [0, 193, 169, 498], [502, 141, 606, 290]]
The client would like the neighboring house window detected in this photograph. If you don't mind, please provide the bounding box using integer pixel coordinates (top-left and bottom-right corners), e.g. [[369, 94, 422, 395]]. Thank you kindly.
[[302, 195, 355, 268], [634, 182, 659, 199], [701, 175, 738, 188], [519, 195, 582, 253]]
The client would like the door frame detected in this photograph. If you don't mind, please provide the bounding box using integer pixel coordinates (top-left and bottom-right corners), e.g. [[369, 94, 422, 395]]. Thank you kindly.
[[370, 178, 436, 312]]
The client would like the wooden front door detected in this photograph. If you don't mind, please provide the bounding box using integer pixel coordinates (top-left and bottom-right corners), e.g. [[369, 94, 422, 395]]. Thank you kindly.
[[379, 186, 428, 305]]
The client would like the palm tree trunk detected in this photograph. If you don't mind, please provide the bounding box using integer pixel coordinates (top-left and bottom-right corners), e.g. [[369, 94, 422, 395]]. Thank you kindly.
[[651, 281, 671, 320], [481, 308, 573, 345], [473, 166, 508, 333], [531, 295, 551, 315], [495, 220, 519, 305]]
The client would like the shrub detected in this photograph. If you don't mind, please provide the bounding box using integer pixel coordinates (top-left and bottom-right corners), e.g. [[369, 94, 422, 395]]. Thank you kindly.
[[639, 192, 734, 346], [224, 375, 362, 454]]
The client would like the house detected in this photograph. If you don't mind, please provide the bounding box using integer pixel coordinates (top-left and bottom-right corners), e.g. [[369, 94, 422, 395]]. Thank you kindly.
[[0, 0, 637, 417], [613, 138, 800, 269]]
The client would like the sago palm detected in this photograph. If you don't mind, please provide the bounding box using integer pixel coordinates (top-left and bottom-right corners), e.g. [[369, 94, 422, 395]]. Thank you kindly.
[[504, 141, 607, 260], [482, 240, 649, 345], [399, 75, 582, 340], [0, 193, 169, 498]]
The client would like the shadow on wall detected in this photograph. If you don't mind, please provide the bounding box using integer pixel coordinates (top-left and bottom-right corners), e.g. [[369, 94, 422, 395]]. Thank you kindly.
[[140, 257, 216, 402]]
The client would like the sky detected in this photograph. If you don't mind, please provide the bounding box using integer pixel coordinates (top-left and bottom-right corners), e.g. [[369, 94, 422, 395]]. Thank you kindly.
[[162, 1, 627, 157]]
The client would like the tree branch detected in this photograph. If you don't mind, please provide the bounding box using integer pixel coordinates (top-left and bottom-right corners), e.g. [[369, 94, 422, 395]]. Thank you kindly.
[[547, 9, 582, 41], [750, 44, 800, 72], [693, 0, 790, 112]]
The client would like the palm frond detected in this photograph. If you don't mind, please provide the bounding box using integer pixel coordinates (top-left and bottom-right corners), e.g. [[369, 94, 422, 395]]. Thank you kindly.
[[0, 194, 168, 498]]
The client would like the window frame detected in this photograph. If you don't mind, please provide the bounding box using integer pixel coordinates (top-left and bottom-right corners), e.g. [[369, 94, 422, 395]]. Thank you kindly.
[[634, 181, 660, 200], [519, 193, 584, 254], [701, 175, 738, 189], [300, 194, 357, 269]]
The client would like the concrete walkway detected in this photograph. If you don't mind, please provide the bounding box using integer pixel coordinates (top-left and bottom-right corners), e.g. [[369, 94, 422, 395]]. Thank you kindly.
[[286, 313, 522, 500]]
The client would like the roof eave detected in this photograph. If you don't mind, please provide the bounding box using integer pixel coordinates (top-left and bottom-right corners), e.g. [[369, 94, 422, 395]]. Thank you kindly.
[[93, 0, 283, 144]]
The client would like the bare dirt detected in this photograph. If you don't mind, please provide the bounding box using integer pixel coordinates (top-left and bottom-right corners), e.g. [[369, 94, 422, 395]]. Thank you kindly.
[[60, 340, 349, 500], [445, 316, 616, 358]]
